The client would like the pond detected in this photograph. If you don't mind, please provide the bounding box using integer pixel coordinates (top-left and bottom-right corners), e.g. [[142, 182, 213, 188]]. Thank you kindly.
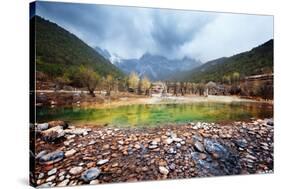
[[36, 101, 273, 127]]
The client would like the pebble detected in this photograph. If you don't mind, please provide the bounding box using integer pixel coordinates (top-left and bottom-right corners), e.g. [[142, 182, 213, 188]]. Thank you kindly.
[[134, 144, 141, 149], [58, 171, 66, 177], [148, 145, 158, 149], [81, 168, 101, 182], [47, 168, 57, 176], [168, 147, 176, 154], [38, 173, 44, 179], [97, 159, 109, 165], [59, 175, 65, 181], [165, 138, 173, 144], [169, 163, 176, 170], [90, 180, 100, 185], [117, 140, 124, 145], [69, 166, 83, 175], [246, 154, 257, 160], [57, 179, 70, 187], [194, 141, 204, 152], [159, 166, 169, 175], [111, 163, 119, 168], [65, 149, 77, 157], [46, 175, 56, 182]]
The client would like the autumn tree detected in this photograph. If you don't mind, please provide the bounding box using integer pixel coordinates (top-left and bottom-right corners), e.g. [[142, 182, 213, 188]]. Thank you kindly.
[[222, 75, 231, 84], [78, 66, 100, 96], [231, 72, 240, 84], [141, 76, 151, 96], [56, 73, 70, 90], [128, 72, 139, 93], [104, 74, 114, 96]]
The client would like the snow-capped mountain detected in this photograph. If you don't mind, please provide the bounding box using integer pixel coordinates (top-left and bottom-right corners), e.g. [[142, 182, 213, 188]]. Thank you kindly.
[[95, 47, 201, 80], [94, 47, 122, 64]]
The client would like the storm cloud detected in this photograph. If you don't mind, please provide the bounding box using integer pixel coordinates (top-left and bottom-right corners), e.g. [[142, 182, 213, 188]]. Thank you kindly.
[[35, 1, 273, 62]]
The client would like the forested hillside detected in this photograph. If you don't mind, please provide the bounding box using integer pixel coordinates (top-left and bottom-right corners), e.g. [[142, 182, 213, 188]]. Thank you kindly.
[[176, 39, 273, 82], [33, 16, 123, 80]]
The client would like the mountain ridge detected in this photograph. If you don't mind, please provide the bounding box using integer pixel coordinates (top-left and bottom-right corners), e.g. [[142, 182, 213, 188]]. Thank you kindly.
[[95, 47, 202, 81], [172, 39, 273, 82]]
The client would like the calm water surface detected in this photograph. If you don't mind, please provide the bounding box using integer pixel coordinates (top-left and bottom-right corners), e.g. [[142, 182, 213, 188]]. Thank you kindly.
[[36, 102, 273, 127]]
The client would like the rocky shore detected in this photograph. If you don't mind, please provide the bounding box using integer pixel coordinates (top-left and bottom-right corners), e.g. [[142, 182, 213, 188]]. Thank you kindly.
[[31, 119, 274, 187]]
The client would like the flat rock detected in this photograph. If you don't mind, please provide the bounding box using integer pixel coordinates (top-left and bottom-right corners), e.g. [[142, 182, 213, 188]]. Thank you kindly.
[[148, 145, 158, 149], [65, 149, 76, 157], [47, 168, 57, 176], [97, 159, 109, 165], [39, 151, 64, 165], [65, 128, 90, 135]]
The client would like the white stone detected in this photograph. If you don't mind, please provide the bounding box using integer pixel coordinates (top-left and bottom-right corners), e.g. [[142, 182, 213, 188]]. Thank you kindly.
[[46, 175, 56, 182], [38, 173, 44, 179], [65, 149, 76, 157], [90, 180, 100, 185], [36, 123, 49, 131], [69, 166, 83, 175], [59, 175, 65, 181], [165, 138, 173, 144], [57, 179, 70, 187], [47, 168, 57, 176], [97, 159, 109, 165], [159, 166, 169, 175]]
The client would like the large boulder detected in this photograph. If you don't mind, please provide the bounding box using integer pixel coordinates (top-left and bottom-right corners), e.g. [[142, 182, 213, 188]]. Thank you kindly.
[[48, 120, 69, 129], [36, 123, 49, 131], [191, 139, 241, 176], [41, 126, 65, 142], [39, 151, 64, 165]]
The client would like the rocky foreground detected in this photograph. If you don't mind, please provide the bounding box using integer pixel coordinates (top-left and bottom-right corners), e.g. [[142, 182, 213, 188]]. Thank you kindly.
[[30, 119, 274, 187]]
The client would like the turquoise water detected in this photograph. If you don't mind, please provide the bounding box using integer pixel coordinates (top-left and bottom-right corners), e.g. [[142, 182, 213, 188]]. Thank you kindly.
[[36, 102, 273, 127]]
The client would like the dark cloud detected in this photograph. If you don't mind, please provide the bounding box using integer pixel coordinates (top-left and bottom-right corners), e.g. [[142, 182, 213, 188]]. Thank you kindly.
[[35, 1, 273, 61], [151, 11, 215, 56]]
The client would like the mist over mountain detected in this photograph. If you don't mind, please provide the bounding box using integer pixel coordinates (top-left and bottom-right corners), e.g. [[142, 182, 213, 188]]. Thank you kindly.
[[95, 48, 202, 81]]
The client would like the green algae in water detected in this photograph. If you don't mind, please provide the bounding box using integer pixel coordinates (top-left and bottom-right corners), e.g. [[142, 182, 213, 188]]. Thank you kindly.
[[36, 102, 273, 127]]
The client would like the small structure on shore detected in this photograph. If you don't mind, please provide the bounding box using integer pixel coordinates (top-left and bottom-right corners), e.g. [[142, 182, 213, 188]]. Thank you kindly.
[[150, 82, 166, 96]]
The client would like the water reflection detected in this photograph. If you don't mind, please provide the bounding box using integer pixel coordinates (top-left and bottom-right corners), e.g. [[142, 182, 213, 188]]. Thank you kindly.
[[36, 102, 273, 127]]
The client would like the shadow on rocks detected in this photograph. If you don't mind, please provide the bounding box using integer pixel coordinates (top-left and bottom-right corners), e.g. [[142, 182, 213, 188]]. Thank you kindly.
[[191, 138, 241, 176]]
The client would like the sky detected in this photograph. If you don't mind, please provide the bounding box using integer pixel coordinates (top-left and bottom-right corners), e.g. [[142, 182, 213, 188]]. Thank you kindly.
[[35, 1, 273, 62]]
